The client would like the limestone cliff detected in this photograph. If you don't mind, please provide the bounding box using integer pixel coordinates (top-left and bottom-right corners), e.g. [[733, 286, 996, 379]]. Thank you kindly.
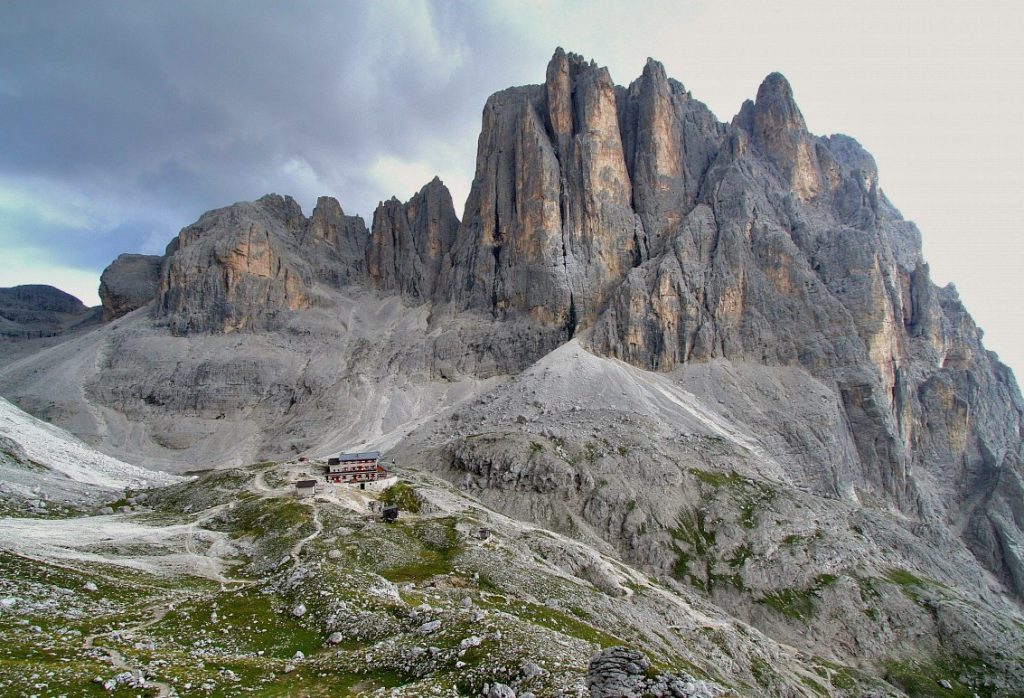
[[589, 71, 1024, 598], [442, 49, 644, 330], [299, 195, 369, 288], [152, 180, 461, 333], [155, 194, 319, 334]]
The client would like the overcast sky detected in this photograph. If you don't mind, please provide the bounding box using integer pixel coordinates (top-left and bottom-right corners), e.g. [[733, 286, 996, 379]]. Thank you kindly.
[[2, 0, 1023, 377]]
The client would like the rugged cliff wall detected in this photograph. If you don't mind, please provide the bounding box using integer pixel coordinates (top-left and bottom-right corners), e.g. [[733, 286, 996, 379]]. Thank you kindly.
[[368, 177, 460, 300], [148, 178, 459, 334], [441, 50, 722, 333]]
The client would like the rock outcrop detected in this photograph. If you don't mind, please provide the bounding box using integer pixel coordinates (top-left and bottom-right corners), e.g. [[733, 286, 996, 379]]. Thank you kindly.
[[588, 71, 1024, 597], [441, 49, 725, 339], [587, 647, 727, 698], [299, 195, 369, 288], [152, 181, 461, 334], [443, 49, 642, 332], [99, 253, 163, 320]]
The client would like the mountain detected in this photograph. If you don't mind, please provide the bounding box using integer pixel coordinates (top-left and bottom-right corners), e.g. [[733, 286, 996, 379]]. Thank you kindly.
[[1, 48, 1023, 695], [0, 284, 101, 339]]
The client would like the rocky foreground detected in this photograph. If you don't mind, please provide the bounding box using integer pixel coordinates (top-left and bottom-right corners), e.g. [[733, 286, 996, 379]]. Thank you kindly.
[[0, 460, 881, 697]]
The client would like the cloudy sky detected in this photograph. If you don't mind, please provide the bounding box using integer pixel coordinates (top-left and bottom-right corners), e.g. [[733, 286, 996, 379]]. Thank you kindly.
[[2, 1, 1023, 375]]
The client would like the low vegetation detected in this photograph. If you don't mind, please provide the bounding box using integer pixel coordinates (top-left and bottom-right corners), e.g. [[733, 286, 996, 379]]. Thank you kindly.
[[379, 480, 422, 513]]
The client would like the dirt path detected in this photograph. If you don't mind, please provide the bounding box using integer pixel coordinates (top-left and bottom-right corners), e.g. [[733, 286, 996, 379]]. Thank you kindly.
[[83, 600, 181, 696], [290, 501, 323, 564], [250, 468, 287, 497]]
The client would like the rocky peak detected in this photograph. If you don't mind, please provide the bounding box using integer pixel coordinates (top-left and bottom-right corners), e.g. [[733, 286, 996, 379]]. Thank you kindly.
[[256, 193, 306, 233], [309, 195, 345, 227], [303, 195, 369, 286], [443, 49, 640, 337], [737, 72, 825, 199], [753, 72, 806, 132], [155, 196, 319, 334], [368, 177, 459, 301], [624, 57, 688, 253]]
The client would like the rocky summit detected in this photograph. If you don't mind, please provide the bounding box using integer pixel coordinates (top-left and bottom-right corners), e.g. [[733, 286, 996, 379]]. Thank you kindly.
[[0, 48, 1023, 697]]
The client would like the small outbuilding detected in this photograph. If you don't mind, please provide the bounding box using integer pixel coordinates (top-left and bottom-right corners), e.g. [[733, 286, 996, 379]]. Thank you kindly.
[[295, 479, 318, 499]]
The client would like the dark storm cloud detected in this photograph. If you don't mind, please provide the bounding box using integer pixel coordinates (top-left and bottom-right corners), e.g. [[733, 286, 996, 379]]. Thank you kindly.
[[0, 1, 556, 286]]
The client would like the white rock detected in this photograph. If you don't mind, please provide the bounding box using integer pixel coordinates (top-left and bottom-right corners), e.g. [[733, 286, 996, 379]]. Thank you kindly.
[[417, 620, 441, 634], [521, 661, 543, 680], [459, 635, 483, 650], [488, 683, 516, 698], [291, 603, 307, 618]]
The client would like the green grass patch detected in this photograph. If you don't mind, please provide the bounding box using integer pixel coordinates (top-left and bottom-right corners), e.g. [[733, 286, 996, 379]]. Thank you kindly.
[[727, 543, 753, 569], [148, 588, 324, 659], [757, 574, 839, 621], [498, 599, 624, 648], [669, 509, 716, 557], [884, 656, 995, 698], [689, 468, 746, 488], [230, 496, 311, 538], [688, 468, 775, 528], [379, 481, 421, 513], [669, 509, 717, 588], [798, 673, 829, 696], [885, 568, 927, 587], [884, 568, 933, 602], [379, 517, 461, 582]]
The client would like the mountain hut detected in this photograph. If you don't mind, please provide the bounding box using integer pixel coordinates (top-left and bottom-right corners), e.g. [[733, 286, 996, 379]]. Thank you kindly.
[[325, 451, 388, 488]]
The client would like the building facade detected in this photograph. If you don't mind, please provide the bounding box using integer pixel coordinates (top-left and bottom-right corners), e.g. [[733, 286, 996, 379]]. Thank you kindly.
[[325, 451, 387, 484]]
